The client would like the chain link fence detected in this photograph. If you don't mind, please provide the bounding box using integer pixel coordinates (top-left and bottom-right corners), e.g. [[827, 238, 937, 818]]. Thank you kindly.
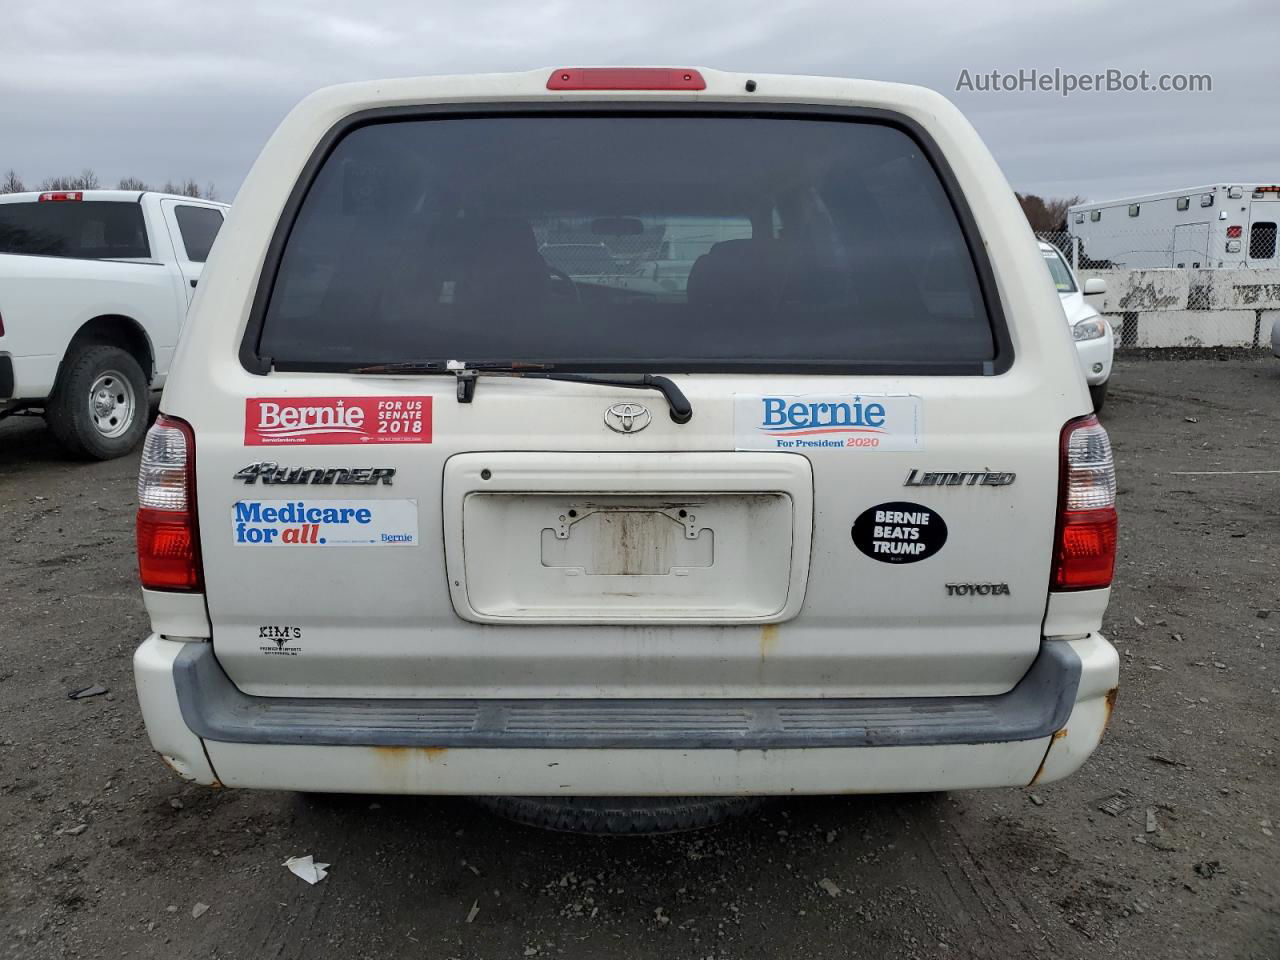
[[1036, 228, 1279, 349]]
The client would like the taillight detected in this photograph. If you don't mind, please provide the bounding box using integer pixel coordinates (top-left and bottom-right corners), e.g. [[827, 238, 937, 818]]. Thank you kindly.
[[1226, 225, 1242, 239], [546, 67, 706, 91], [38, 191, 82, 202], [1052, 414, 1117, 590], [136, 415, 202, 591]]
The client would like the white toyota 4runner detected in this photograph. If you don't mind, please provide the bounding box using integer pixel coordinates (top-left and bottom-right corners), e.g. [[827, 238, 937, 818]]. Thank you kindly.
[[133, 68, 1119, 832]]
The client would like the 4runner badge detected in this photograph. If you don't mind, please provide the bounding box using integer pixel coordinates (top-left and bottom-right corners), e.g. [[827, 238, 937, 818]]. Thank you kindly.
[[604, 402, 651, 434], [233, 462, 395, 485]]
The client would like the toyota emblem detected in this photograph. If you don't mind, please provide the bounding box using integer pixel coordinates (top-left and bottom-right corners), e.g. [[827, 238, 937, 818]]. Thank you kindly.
[[604, 402, 652, 434]]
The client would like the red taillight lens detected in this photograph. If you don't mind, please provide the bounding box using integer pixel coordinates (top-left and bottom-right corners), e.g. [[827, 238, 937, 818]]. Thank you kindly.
[[547, 67, 706, 91], [137, 509, 200, 589], [1226, 225, 1242, 239], [38, 191, 82, 202], [1052, 414, 1117, 590], [136, 415, 202, 591]]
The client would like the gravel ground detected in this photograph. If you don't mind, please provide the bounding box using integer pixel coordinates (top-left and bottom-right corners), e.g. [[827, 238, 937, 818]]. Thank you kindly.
[[1, 357, 1277, 960]]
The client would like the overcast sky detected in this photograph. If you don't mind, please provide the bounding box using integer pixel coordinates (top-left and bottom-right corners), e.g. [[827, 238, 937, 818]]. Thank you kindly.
[[3, 0, 1275, 203]]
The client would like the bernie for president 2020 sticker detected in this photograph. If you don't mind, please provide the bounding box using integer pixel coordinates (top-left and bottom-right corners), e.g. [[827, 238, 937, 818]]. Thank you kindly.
[[851, 501, 947, 564]]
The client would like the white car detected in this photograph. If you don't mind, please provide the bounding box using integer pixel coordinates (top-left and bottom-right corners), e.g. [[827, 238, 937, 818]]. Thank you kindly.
[[132, 68, 1118, 833], [1040, 241, 1113, 410], [0, 190, 228, 457]]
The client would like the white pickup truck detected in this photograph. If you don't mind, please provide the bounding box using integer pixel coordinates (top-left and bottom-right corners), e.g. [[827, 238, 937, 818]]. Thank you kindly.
[[0, 190, 228, 458]]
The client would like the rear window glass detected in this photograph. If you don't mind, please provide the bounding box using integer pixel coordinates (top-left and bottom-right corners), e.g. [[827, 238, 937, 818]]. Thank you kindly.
[[256, 115, 995, 371], [173, 205, 224, 262], [0, 200, 150, 259]]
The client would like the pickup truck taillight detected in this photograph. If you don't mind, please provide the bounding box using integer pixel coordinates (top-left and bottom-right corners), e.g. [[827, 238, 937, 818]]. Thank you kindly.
[[1052, 414, 1117, 591], [136, 415, 202, 591]]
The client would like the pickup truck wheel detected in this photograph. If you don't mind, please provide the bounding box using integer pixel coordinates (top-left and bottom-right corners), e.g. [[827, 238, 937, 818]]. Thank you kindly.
[[46, 346, 149, 459], [1089, 382, 1108, 412], [473, 795, 770, 835]]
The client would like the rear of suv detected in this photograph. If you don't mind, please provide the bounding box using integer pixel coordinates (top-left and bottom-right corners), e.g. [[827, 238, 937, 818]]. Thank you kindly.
[[133, 68, 1118, 821]]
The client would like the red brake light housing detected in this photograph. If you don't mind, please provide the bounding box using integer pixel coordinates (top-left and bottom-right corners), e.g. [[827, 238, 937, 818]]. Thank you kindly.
[[38, 191, 82, 202], [136, 415, 202, 591], [1052, 414, 1117, 590], [1226, 225, 1243, 239], [547, 68, 705, 91]]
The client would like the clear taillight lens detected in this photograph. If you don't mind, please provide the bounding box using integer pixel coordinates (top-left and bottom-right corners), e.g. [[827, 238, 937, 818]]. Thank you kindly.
[[1053, 414, 1118, 591], [136, 415, 202, 591], [1062, 418, 1116, 510]]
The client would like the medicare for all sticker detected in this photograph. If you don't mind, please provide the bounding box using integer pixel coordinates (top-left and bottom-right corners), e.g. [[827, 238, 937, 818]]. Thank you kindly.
[[232, 500, 419, 546], [244, 396, 431, 445], [734, 394, 922, 451]]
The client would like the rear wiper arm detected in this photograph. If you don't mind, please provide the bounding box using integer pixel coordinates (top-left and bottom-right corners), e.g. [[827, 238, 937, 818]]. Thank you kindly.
[[351, 360, 692, 424], [528, 372, 693, 424], [351, 360, 549, 402]]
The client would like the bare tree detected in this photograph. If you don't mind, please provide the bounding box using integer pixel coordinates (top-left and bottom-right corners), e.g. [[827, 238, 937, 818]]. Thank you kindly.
[[39, 169, 102, 192], [117, 176, 150, 191], [1, 169, 25, 193], [157, 178, 217, 199], [1016, 192, 1085, 232]]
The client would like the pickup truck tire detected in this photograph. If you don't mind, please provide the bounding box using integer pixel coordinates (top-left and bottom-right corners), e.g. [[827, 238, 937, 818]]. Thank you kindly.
[[1089, 382, 1108, 412], [46, 346, 149, 460], [473, 795, 770, 835]]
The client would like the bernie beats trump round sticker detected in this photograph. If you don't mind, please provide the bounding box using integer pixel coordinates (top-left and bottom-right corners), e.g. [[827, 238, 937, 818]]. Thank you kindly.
[[852, 501, 947, 564]]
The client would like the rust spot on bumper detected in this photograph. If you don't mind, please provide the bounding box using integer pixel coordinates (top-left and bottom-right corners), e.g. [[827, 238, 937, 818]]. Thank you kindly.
[[759, 623, 780, 659], [371, 745, 448, 761], [1102, 687, 1119, 731], [1027, 728, 1068, 787]]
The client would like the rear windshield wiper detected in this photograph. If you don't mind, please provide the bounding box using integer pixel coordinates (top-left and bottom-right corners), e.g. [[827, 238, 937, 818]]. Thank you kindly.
[[350, 360, 693, 424]]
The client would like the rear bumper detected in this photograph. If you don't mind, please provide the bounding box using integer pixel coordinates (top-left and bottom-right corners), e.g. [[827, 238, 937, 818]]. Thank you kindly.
[[134, 634, 1118, 795]]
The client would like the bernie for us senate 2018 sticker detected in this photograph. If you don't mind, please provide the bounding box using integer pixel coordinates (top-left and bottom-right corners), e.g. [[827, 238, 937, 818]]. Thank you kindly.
[[232, 500, 418, 546]]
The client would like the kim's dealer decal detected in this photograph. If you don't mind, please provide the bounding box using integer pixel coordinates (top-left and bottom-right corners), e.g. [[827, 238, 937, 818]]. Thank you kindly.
[[232, 499, 418, 546], [851, 501, 947, 563]]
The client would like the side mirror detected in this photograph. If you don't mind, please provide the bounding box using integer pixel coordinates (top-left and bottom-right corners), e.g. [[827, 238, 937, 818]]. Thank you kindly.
[[1083, 277, 1106, 295]]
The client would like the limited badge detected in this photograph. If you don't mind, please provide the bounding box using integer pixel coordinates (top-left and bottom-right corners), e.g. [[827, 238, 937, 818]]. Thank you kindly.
[[851, 501, 947, 564]]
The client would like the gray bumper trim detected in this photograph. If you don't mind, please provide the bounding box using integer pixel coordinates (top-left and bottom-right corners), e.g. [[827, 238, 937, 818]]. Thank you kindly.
[[173, 642, 1081, 750]]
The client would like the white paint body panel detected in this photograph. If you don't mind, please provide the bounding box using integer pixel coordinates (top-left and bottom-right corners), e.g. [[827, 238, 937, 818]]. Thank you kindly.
[[0, 191, 227, 402], [137, 68, 1117, 794], [141, 588, 211, 639]]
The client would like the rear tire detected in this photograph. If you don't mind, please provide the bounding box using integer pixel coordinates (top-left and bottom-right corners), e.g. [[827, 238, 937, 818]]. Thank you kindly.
[[46, 345, 149, 460], [1089, 382, 1108, 412], [473, 795, 770, 835]]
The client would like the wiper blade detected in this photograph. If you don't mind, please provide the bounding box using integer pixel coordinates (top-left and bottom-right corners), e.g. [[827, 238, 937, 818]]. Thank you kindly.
[[351, 360, 692, 423], [351, 359, 550, 375]]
